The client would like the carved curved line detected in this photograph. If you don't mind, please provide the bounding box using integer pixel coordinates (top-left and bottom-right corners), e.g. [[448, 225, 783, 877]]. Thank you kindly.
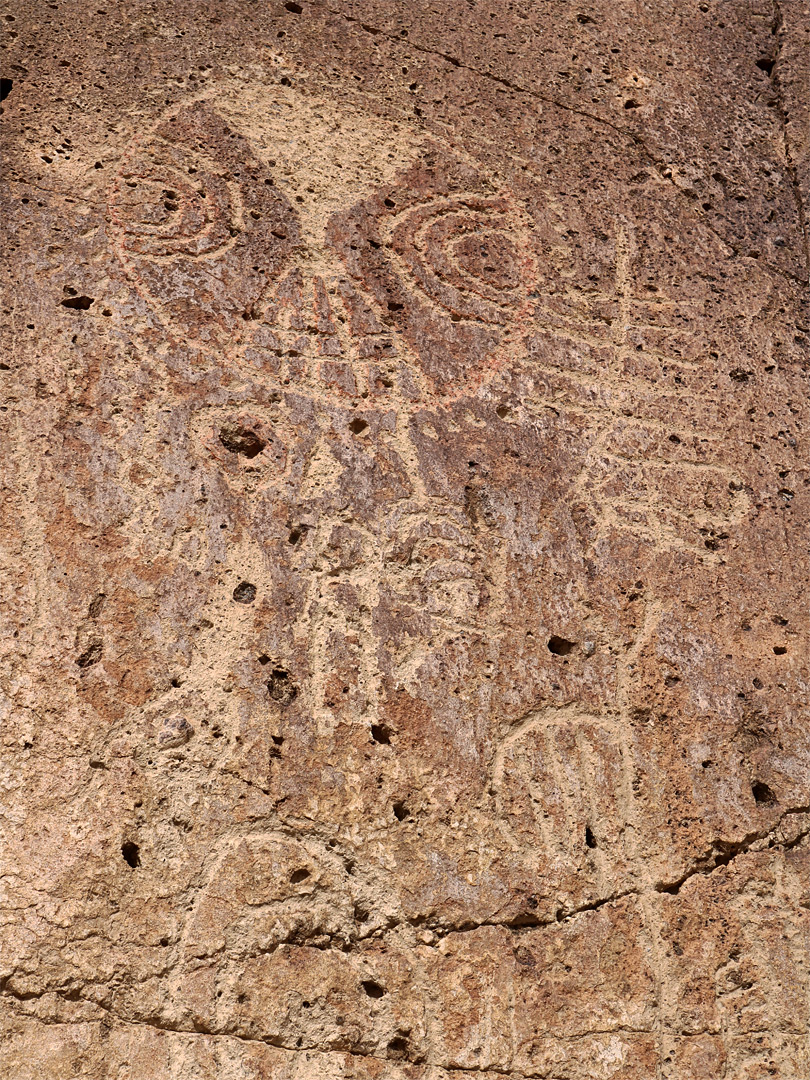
[[109, 136, 244, 263]]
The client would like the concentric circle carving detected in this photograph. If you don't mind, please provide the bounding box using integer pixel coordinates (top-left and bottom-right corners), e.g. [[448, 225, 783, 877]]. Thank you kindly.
[[389, 195, 532, 325]]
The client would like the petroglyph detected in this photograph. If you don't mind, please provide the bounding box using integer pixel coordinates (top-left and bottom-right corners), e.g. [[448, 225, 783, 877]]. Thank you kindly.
[[109, 83, 539, 410], [109, 83, 753, 559], [5, 4, 809, 1075]]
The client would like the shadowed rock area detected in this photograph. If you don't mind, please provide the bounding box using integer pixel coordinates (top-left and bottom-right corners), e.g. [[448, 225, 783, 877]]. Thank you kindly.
[[1, 1, 809, 1077]]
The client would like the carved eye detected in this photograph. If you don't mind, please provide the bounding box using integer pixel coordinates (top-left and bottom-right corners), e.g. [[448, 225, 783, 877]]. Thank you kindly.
[[387, 196, 531, 324], [112, 140, 238, 259], [108, 102, 300, 342]]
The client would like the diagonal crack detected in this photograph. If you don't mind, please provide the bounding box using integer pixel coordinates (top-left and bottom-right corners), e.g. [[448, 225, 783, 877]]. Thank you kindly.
[[308, 0, 808, 286], [404, 887, 642, 941], [389, 805, 810, 938]]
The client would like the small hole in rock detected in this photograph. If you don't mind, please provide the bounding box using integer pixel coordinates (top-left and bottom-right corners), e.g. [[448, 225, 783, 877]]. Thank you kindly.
[[752, 781, 777, 805], [384, 198, 395, 208], [756, 57, 775, 76], [121, 842, 140, 868], [268, 667, 297, 705], [60, 295, 95, 310], [496, 404, 510, 419], [232, 582, 257, 604], [285, 1, 303, 11], [585, 826, 597, 848], [349, 418, 369, 435], [387, 300, 404, 311], [361, 980, 385, 998], [548, 635, 576, 655], [392, 801, 408, 821], [624, 98, 641, 109], [76, 640, 103, 668], [773, 645, 787, 655], [0, 79, 12, 102], [388, 1037, 409, 1059], [289, 867, 310, 883], [258, 654, 271, 665], [88, 592, 105, 618], [219, 425, 266, 458], [371, 724, 391, 744]]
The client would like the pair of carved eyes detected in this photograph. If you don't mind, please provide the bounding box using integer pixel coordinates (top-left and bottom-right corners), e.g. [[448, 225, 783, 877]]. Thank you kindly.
[[112, 141, 530, 325]]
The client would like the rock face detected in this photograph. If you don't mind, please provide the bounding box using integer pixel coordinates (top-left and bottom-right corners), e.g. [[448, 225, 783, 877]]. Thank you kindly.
[[2, 2, 809, 1077]]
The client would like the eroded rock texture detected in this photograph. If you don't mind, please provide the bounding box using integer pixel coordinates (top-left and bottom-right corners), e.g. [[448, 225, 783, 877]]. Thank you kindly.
[[1, 1, 809, 1076]]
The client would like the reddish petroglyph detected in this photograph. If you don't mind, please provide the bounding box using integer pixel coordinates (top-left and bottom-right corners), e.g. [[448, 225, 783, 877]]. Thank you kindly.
[[108, 101, 299, 347], [108, 85, 756, 560], [109, 86, 540, 410]]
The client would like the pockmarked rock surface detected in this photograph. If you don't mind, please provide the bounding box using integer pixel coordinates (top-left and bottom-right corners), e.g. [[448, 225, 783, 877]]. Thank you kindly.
[[1, 1, 809, 1076]]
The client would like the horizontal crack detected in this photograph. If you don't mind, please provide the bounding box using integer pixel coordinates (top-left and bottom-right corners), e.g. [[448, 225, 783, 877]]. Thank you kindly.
[[3, 990, 535, 1077], [655, 805, 810, 895]]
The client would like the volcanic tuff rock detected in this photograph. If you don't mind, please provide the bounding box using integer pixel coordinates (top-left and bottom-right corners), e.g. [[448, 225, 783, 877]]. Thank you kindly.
[[1, 1, 809, 1077]]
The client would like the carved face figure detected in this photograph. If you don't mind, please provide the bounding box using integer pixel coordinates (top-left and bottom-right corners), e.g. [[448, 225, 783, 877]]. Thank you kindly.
[[108, 84, 538, 404], [103, 77, 774, 941], [108, 84, 745, 561]]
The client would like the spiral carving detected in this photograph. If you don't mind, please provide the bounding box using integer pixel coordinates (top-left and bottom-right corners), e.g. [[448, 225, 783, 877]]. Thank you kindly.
[[389, 195, 530, 325], [109, 95, 538, 396], [111, 139, 239, 260], [108, 102, 300, 342]]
